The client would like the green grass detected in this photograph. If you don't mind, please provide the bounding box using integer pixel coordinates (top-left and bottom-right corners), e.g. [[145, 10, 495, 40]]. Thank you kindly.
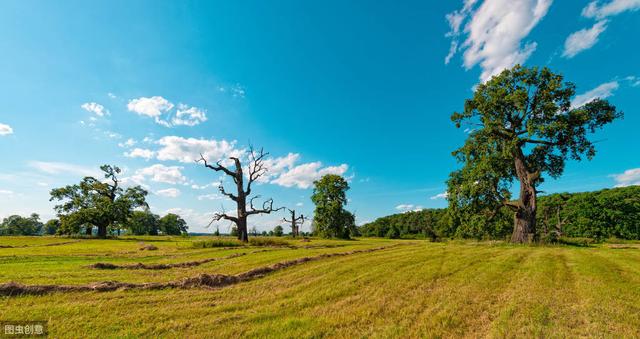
[[0, 236, 639, 338]]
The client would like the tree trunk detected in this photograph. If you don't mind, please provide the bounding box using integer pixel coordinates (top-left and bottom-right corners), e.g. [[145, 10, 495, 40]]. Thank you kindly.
[[236, 194, 249, 242], [511, 149, 537, 243], [97, 225, 108, 238], [85, 226, 92, 236]]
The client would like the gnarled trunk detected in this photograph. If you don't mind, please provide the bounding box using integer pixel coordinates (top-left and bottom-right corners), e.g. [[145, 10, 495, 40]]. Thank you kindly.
[[97, 225, 108, 238], [511, 149, 538, 243], [237, 194, 249, 243]]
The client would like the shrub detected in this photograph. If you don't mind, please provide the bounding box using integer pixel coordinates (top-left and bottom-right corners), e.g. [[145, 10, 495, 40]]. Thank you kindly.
[[192, 239, 244, 248], [248, 237, 291, 247]]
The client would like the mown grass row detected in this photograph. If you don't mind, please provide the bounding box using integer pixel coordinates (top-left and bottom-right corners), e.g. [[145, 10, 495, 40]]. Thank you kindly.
[[0, 237, 639, 337]]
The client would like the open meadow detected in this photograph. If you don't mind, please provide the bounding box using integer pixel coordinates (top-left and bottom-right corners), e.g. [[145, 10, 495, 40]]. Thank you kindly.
[[1, 236, 639, 338]]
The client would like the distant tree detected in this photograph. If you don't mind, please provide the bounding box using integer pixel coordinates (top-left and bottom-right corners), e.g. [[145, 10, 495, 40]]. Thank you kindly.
[[0, 214, 43, 236], [44, 219, 60, 235], [230, 226, 238, 237], [198, 146, 282, 242], [448, 65, 621, 243], [50, 165, 148, 237], [261, 230, 268, 236], [249, 226, 258, 237], [159, 213, 188, 235], [273, 225, 284, 237], [311, 175, 354, 239], [282, 208, 305, 237], [127, 210, 159, 235], [214, 225, 220, 237]]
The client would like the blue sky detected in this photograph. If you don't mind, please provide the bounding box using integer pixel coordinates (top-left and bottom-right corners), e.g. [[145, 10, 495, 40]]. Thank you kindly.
[[0, 0, 639, 233]]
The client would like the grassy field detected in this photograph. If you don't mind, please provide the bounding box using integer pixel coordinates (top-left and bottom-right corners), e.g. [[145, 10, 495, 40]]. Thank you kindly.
[[0, 236, 639, 338]]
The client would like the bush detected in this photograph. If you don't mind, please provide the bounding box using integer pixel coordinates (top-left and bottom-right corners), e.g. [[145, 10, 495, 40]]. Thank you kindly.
[[248, 237, 291, 247], [192, 239, 244, 248]]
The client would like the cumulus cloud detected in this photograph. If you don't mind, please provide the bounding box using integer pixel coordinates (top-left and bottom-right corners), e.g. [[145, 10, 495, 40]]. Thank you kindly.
[[272, 162, 349, 189], [0, 123, 13, 136], [127, 96, 174, 127], [156, 188, 181, 198], [562, 20, 608, 58], [445, 0, 552, 82], [612, 168, 640, 187], [81, 102, 109, 117], [571, 81, 619, 108], [124, 148, 155, 160], [127, 97, 208, 127], [172, 104, 207, 126], [136, 164, 187, 185], [430, 192, 449, 200], [156, 136, 242, 163]]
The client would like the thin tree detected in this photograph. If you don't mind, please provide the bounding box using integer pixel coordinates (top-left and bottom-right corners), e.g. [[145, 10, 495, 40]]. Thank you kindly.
[[283, 208, 305, 237], [198, 146, 282, 242]]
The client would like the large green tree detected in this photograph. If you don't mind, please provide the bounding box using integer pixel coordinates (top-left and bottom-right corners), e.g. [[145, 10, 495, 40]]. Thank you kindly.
[[0, 213, 43, 236], [50, 165, 148, 237], [159, 213, 188, 235], [448, 65, 621, 243], [126, 210, 160, 235], [311, 174, 355, 239]]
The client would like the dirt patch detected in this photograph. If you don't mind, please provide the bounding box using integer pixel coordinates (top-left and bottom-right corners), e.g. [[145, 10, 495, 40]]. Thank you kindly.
[[0, 245, 402, 296], [87, 252, 251, 270], [0, 241, 80, 249]]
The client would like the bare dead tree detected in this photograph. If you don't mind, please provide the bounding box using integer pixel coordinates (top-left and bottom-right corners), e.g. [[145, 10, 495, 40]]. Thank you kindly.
[[197, 146, 282, 242], [283, 208, 305, 238]]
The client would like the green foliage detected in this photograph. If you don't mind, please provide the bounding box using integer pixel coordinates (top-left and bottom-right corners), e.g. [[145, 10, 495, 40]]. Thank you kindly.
[[0, 213, 44, 235], [273, 225, 284, 237], [192, 239, 244, 248], [50, 165, 148, 237], [311, 175, 355, 239], [159, 213, 188, 235], [360, 209, 449, 240], [361, 186, 640, 242], [538, 186, 640, 241], [44, 219, 60, 235], [448, 65, 621, 240], [126, 210, 159, 235]]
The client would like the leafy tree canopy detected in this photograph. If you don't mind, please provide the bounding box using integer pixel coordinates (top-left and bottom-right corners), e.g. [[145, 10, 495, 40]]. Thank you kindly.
[[448, 65, 621, 242]]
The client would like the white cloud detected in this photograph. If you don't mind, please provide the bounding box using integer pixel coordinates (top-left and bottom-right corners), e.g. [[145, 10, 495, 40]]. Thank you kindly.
[[430, 192, 449, 200], [571, 81, 619, 108], [296, 202, 304, 207], [197, 193, 223, 201], [156, 136, 242, 163], [124, 148, 155, 160], [612, 168, 640, 187], [582, 0, 640, 19], [81, 102, 109, 117], [156, 188, 181, 198], [107, 92, 117, 99], [0, 123, 13, 136], [172, 104, 207, 126], [0, 189, 14, 195], [191, 181, 221, 190], [29, 161, 97, 177], [562, 0, 640, 58], [562, 20, 608, 58], [136, 164, 187, 185], [259, 153, 301, 182], [118, 138, 137, 148], [127, 96, 174, 126], [395, 204, 424, 212], [231, 84, 246, 98], [271, 162, 349, 189], [445, 0, 552, 82]]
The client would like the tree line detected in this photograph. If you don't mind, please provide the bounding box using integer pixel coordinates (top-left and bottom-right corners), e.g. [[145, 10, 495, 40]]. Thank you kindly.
[[360, 185, 640, 242]]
